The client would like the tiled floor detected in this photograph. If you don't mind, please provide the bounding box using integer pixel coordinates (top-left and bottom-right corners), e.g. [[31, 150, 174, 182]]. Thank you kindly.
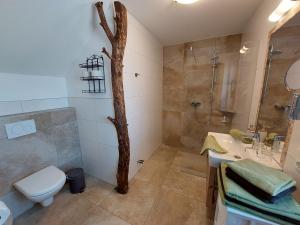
[[14, 145, 212, 225]]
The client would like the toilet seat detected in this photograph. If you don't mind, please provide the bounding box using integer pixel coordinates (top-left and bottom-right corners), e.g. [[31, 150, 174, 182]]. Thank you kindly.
[[14, 166, 66, 197]]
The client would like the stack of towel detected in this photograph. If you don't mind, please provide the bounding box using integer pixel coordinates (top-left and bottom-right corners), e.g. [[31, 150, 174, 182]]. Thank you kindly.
[[218, 159, 300, 225], [226, 159, 296, 203]]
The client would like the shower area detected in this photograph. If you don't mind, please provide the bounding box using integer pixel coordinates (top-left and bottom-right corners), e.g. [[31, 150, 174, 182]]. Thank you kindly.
[[163, 34, 241, 149], [257, 24, 300, 135]]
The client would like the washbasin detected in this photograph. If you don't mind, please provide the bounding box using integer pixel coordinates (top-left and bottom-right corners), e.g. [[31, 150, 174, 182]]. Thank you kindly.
[[208, 132, 281, 169]]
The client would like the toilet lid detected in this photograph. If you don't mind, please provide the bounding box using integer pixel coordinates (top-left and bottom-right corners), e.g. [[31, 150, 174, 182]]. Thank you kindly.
[[14, 166, 66, 197]]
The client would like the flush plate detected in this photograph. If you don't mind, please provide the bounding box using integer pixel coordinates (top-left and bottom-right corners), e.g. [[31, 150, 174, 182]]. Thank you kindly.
[[5, 119, 36, 139]]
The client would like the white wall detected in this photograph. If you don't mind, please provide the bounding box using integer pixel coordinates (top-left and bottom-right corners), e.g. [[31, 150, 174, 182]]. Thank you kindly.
[[284, 120, 300, 201], [0, 0, 162, 218], [0, 72, 68, 116], [68, 8, 163, 184], [124, 13, 163, 180], [232, 0, 281, 130], [0, 0, 162, 187]]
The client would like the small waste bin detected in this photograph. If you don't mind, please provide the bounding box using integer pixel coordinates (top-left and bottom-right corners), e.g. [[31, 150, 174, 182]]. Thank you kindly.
[[66, 168, 86, 194]]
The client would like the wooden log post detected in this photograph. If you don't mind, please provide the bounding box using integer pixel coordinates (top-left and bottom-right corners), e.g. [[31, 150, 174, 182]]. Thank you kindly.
[[95, 1, 130, 194]]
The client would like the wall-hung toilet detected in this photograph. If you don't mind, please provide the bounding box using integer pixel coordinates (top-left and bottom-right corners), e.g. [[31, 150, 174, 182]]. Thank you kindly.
[[14, 166, 66, 207], [0, 201, 13, 225]]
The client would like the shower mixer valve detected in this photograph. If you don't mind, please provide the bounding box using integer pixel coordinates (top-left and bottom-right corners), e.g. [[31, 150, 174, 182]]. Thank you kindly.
[[191, 102, 201, 108]]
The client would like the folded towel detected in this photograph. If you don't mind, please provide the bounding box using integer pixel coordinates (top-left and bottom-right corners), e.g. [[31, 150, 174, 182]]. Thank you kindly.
[[218, 163, 300, 225], [228, 159, 296, 196], [226, 167, 296, 203], [229, 129, 253, 144], [200, 135, 227, 155], [265, 132, 279, 147]]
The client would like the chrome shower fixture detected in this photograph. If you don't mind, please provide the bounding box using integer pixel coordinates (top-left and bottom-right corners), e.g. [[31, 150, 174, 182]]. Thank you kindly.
[[262, 44, 282, 103], [188, 43, 198, 64], [269, 44, 282, 58], [191, 101, 201, 109]]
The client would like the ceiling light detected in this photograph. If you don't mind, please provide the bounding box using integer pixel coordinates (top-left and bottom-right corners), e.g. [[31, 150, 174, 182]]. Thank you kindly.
[[240, 49, 246, 54], [268, 0, 298, 22], [173, 0, 199, 5], [240, 45, 249, 54], [268, 12, 282, 22]]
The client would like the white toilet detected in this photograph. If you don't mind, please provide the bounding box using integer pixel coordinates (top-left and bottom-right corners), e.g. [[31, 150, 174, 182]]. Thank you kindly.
[[14, 166, 66, 207], [0, 201, 13, 225]]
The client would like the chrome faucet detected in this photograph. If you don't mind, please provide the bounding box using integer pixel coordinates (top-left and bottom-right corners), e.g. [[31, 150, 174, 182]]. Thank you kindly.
[[244, 132, 260, 152]]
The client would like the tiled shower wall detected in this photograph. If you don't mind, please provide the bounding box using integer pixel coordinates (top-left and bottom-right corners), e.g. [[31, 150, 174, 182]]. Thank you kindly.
[[163, 34, 241, 149], [257, 25, 300, 135]]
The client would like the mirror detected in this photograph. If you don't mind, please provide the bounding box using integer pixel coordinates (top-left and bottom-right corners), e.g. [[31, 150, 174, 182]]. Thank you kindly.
[[285, 59, 300, 91], [257, 11, 300, 164]]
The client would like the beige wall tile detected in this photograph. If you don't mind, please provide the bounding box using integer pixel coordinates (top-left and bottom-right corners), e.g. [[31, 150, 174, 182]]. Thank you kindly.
[[163, 34, 241, 148]]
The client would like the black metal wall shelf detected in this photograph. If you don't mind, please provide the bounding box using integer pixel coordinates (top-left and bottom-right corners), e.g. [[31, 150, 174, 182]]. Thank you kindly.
[[80, 76, 106, 93], [79, 55, 106, 94]]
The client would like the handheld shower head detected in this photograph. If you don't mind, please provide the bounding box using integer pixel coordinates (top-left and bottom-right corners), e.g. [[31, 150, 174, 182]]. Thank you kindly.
[[269, 44, 282, 57], [187, 43, 198, 64]]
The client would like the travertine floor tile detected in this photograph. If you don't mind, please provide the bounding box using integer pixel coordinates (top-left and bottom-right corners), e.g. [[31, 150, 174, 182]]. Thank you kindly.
[[99, 179, 160, 225], [150, 146, 177, 164], [162, 166, 207, 202], [81, 176, 114, 205], [82, 206, 131, 225], [172, 151, 207, 178], [14, 188, 95, 225], [14, 146, 209, 225], [133, 159, 170, 184], [145, 189, 211, 225]]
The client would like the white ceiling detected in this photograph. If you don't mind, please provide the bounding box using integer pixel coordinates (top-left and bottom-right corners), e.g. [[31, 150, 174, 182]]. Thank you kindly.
[[121, 0, 262, 45], [0, 0, 262, 77], [0, 0, 113, 77]]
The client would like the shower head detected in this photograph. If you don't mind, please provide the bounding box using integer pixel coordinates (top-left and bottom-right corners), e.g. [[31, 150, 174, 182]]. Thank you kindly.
[[268, 45, 282, 62], [187, 43, 198, 64], [269, 44, 282, 57], [270, 49, 282, 55], [189, 45, 193, 52]]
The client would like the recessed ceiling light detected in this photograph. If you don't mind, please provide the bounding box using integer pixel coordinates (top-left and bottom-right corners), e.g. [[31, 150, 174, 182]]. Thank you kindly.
[[173, 0, 199, 5]]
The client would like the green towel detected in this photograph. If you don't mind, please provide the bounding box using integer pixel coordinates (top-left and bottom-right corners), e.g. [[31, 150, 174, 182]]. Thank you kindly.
[[218, 163, 300, 225], [228, 159, 296, 196], [264, 132, 278, 147], [229, 129, 253, 144], [200, 135, 227, 155]]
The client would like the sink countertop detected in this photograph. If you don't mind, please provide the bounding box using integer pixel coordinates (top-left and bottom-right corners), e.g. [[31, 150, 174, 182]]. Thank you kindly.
[[208, 132, 282, 169]]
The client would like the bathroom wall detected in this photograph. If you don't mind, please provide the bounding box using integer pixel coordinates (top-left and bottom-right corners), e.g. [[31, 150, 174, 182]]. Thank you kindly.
[[163, 34, 241, 149], [67, 11, 163, 184], [232, 0, 283, 131], [257, 25, 300, 135], [0, 107, 82, 217], [0, 72, 69, 116], [284, 120, 300, 201], [0, 0, 162, 186]]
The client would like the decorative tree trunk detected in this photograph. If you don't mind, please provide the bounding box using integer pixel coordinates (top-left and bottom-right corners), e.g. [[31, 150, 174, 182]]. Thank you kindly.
[[95, 1, 130, 194]]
